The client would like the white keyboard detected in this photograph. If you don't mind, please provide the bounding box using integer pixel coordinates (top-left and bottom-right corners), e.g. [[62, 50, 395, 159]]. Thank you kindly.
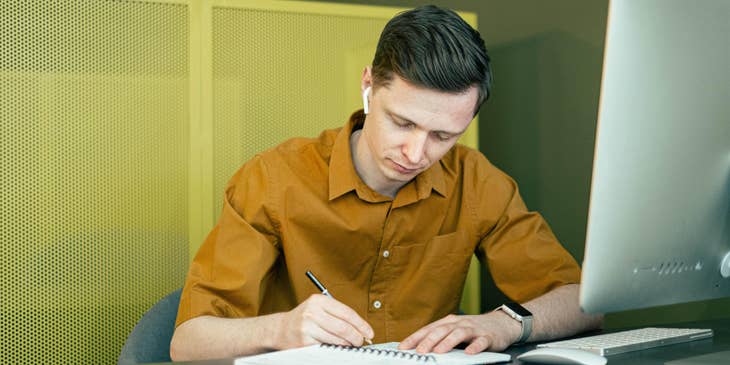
[[537, 327, 713, 356]]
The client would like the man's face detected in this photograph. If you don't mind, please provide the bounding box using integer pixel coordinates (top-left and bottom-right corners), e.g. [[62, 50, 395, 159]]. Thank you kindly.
[[359, 75, 478, 189]]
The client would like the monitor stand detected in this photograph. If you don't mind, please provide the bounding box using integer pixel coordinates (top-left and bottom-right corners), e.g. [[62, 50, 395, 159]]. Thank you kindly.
[[665, 350, 730, 365], [720, 251, 730, 278]]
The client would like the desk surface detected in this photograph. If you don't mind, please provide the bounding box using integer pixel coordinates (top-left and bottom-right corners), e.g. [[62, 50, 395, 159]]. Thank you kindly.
[[155, 318, 730, 365]]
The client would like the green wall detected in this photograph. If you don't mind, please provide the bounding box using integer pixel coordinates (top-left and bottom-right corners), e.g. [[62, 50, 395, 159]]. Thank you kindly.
[[301, 0, 730, 328]]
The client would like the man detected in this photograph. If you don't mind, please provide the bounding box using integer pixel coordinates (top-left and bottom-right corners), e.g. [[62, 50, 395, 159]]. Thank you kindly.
[[170, 5, 602, 361]]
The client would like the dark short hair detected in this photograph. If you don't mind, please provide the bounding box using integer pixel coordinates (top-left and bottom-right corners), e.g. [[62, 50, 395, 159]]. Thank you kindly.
[[371, 5, 492, 114]]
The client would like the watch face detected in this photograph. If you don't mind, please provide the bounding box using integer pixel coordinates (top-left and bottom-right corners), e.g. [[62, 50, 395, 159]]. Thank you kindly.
[[506, 302, 532, 317]]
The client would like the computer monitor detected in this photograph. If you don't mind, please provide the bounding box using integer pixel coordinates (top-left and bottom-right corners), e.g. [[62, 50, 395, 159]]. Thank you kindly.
[[579, 0, 730, 314]]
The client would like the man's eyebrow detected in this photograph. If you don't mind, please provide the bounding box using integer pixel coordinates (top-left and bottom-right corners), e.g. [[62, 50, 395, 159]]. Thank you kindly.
[[389, 110, 467, 136], [388, 110, 415, 125]]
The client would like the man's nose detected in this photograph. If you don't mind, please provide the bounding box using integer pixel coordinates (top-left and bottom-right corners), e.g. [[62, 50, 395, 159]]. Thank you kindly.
[[403, 131, 427, 165]]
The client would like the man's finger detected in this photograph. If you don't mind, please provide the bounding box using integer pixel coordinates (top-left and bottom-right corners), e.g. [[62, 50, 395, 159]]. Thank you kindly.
[[399, 326, 430, 349], [433, 327, 473, 353], [464, 336, 490, 354], [308, 324, 352, 347], [321, 297, 374, 340], [400, 314, 461, 349], [414, 323, 455, 353], [318, 313, 367, 347]]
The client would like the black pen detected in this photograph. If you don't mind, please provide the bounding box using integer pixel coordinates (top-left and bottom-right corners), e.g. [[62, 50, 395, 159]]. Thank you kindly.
[[305, 270, 332, 298], [305, 270, 373, 345]]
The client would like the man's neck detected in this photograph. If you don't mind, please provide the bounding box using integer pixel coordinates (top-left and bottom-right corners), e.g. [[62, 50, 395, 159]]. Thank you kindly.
[[349, 129, 402, 198]]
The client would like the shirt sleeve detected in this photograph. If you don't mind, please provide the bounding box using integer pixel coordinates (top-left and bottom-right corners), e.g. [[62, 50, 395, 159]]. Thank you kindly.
[[475, 166, 581, 303], [175, 155, 281, 327]]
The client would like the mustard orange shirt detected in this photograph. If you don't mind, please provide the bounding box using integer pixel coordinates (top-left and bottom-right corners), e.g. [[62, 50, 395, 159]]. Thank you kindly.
[[176, 111, 581, 343]]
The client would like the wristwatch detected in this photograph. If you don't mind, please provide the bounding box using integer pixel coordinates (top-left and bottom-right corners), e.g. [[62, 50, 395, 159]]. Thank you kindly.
[[494, 302, 533, 344]]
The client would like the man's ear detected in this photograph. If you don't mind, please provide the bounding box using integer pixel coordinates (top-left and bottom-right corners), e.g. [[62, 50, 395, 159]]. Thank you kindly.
[[361, 66, 373, 93], [361, 66, 373, 114]]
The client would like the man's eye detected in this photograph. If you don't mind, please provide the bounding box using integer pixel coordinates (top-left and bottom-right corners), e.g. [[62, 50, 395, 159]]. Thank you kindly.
[[434, 133, 451, 141]]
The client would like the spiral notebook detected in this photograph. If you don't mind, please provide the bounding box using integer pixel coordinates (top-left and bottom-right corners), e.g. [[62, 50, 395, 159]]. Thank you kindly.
[[235, 342, 511, 365]]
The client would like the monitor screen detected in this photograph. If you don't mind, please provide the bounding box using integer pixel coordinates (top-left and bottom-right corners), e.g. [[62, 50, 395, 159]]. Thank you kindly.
[[579, 0, 730, 314]]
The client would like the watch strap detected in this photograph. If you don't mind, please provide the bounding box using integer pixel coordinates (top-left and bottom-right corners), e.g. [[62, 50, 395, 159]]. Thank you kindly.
[[494, 304, 533, 344], [516, 312, 532, 344]]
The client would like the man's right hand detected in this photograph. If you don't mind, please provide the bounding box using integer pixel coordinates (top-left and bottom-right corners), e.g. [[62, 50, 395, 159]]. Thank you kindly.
[[170, 294, 374, 361], [276, 294, 374, 349]]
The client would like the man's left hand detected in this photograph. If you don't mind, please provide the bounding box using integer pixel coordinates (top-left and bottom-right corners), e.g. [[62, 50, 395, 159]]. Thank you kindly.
[[398, 312, 521, 354]]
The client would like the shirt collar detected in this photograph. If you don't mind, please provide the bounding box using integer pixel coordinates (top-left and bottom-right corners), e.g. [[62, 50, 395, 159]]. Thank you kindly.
[[328, 110, 448, 203], [416, 158, 447, 199], [328, 111, 369, 201]]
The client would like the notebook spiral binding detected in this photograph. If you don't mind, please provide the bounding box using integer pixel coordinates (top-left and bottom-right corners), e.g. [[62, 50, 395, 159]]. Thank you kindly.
[[320, 343, 437, 363]]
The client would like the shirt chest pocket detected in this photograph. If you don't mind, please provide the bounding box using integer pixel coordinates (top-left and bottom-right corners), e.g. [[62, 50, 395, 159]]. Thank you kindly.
[[392, 230, 474, 261], [388, 231, 475, 318]]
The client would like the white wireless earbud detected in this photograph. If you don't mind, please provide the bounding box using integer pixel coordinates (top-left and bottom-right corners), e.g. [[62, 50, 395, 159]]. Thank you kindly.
[[362, 86, 371, 114]]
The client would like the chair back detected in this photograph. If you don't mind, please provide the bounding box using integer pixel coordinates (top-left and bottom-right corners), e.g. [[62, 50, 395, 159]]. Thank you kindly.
[[117, 289, 182, 365]]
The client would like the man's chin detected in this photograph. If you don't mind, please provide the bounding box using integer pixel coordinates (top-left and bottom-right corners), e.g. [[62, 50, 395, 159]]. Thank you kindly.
[[389, 160, 422, 176], [384, 169, 419, 182]]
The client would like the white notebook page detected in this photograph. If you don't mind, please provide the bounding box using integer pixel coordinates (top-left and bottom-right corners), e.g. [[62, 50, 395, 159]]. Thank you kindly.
[[371, 342, 510, 365], [235, 342, 510, 365]]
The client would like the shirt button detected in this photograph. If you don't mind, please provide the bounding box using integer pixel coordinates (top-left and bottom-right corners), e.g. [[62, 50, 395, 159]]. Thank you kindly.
[[373, 300, 382, 309], [382, 250, 390, 258]]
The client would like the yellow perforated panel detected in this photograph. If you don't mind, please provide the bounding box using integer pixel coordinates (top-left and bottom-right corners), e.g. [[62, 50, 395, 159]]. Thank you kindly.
[[211, 6, 389, 219], [0, 1, 189, 364]]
